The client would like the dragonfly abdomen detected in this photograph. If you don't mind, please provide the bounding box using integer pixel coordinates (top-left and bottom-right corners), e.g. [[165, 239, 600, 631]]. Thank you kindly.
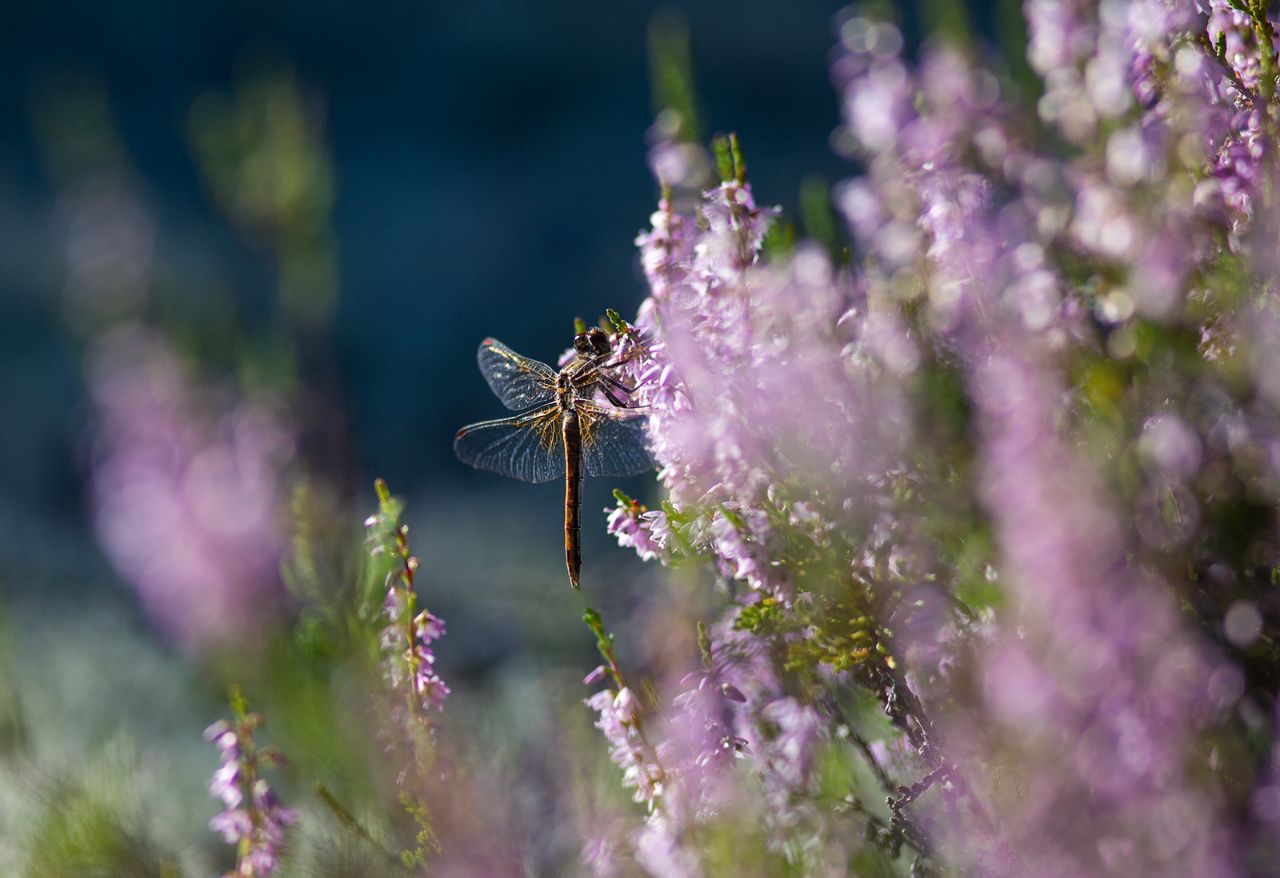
[[562, 408, 583, 589]]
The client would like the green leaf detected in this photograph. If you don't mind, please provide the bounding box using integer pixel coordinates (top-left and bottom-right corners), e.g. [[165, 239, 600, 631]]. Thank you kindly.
[[713, 134, 734, 184]]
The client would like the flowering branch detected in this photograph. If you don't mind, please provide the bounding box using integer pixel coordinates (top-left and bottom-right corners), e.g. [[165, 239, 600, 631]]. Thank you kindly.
[[363, 478, 447, 865], [205, 688, 296, 878], [583, 608, 667, 812], [365, 479, 450, 726], [1201, 30, 1259, 106]]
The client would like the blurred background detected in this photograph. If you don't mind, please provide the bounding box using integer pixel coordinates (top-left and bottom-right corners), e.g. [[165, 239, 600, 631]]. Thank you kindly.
[[0, 1, 1023, 874], [0, 0, 867, 627], [0, 0, 862, 526]]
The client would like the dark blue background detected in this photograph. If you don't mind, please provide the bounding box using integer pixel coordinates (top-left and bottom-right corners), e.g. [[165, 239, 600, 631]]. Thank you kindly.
[[0, 2, 858, 532]]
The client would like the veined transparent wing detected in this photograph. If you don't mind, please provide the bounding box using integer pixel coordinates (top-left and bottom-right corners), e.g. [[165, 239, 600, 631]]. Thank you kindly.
[[454, 405, 565, 483], [578, 402, 655, 478], [477, 338, 558, 411]]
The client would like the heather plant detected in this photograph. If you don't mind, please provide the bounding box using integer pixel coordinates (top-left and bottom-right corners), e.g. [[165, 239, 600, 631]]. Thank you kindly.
[[583, 2, 1280, 875]]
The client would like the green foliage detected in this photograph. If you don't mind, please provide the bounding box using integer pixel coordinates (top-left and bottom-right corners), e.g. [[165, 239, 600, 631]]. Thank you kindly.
[[798, 175, 840, 259], [312, 783, 399, 867], [605, 308, 630, 336], [584, 606, 625, 691], [0, 605, 27, 760], [187, 63, 338, 332], [647, 9, 702, 143], [734, 597, 785, 637], [21, 744, 181, 878], [761, 219, 797, 261], [712, 132, 747, 186], [396, 793, 440, 869], [360, 479, 410, 628]]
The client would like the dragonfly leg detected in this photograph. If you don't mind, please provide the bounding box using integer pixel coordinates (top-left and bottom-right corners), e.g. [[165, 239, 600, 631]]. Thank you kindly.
[[599, 372, 636, 393], [596, 361, 659, 410], [616, 369, 657, 395], [602, 386, 631, 408]]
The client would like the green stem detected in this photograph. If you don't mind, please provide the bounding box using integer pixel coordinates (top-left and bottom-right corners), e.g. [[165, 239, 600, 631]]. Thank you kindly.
[[314, 783, 406, 869]]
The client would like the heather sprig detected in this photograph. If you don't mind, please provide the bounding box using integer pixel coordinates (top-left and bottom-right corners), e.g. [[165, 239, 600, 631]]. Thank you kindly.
[[365, 478, 449, 721], [583, 607, 666, 814], [605, 489, 667, 563], [363, 479, 446, 867], [205, 688, 296, 878]]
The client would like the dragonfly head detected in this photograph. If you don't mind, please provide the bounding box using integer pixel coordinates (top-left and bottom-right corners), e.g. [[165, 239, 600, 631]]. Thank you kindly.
[[573, 327, 612, 359]]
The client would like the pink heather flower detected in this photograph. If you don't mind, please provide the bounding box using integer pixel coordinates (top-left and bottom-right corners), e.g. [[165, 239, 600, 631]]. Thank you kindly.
[[1205, 0, 1264, 90], [690, 181, 779, 290], [760, 698, 823, 792], [365, 496, 449, 716], [606, 497, 665, 562], [411, 645, 451, 709], [937, 346, 1230, 876], [614, 222, 913, 594], [88, 324, 294, 650], [204, 712, 296, 877], [582, 836, 620, 878], [633, 814, 701, 878], [636, 198, 696, 303], [583, 625, 765, 876], [708, 512, 768, 590], [415, 610, 447, 644], [210, 808, 253, 845], [585, 685, 664, 810], [383, 586, 407, 621]]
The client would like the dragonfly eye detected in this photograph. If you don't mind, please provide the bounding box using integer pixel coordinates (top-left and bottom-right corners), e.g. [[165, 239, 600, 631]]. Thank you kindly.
[[582, 327, 611, 356]]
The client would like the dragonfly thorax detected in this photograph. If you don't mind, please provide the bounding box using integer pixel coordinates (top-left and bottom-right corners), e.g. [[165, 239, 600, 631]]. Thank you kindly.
[[556, 371, 575, 403], [558, 346, 611, 402]]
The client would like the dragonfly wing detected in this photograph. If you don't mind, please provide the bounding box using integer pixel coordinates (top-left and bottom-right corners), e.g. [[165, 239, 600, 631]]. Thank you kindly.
[[454, 406, 566, 483], [579, 402, 656, 478], [477, 338, 558, 411]]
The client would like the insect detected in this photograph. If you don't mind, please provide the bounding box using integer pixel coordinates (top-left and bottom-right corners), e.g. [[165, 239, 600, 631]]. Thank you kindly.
[[454, 329, 655, 588]]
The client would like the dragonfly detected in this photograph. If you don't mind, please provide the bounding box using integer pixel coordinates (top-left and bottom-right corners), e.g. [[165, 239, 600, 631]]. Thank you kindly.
[[454, 329, 655, 589]]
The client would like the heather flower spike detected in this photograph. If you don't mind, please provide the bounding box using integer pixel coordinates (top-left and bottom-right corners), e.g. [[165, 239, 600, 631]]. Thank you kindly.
[[365, 478, 449, 719], [89, 325, 293, 650], [582, 608, 666, 814], [606, 489, 666, 563], [363, 479, 450, 866], [205, 688, 296, 877]]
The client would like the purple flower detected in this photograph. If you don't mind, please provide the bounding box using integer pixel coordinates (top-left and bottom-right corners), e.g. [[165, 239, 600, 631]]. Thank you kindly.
[[88, 324, 294, 650], [365, 488, 449, 716], [415, 610, 447, 644], [690, 181, 779, 290], [606, 497, 666, 562], [582, 835, 619, 878], [593, 2, 1280, 873], [760, 697, 822, 792], [205, 706, 295, 877], [636, 198, 696, 304], [585, 684, 664, 810], [210, 808, 253, 845]]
